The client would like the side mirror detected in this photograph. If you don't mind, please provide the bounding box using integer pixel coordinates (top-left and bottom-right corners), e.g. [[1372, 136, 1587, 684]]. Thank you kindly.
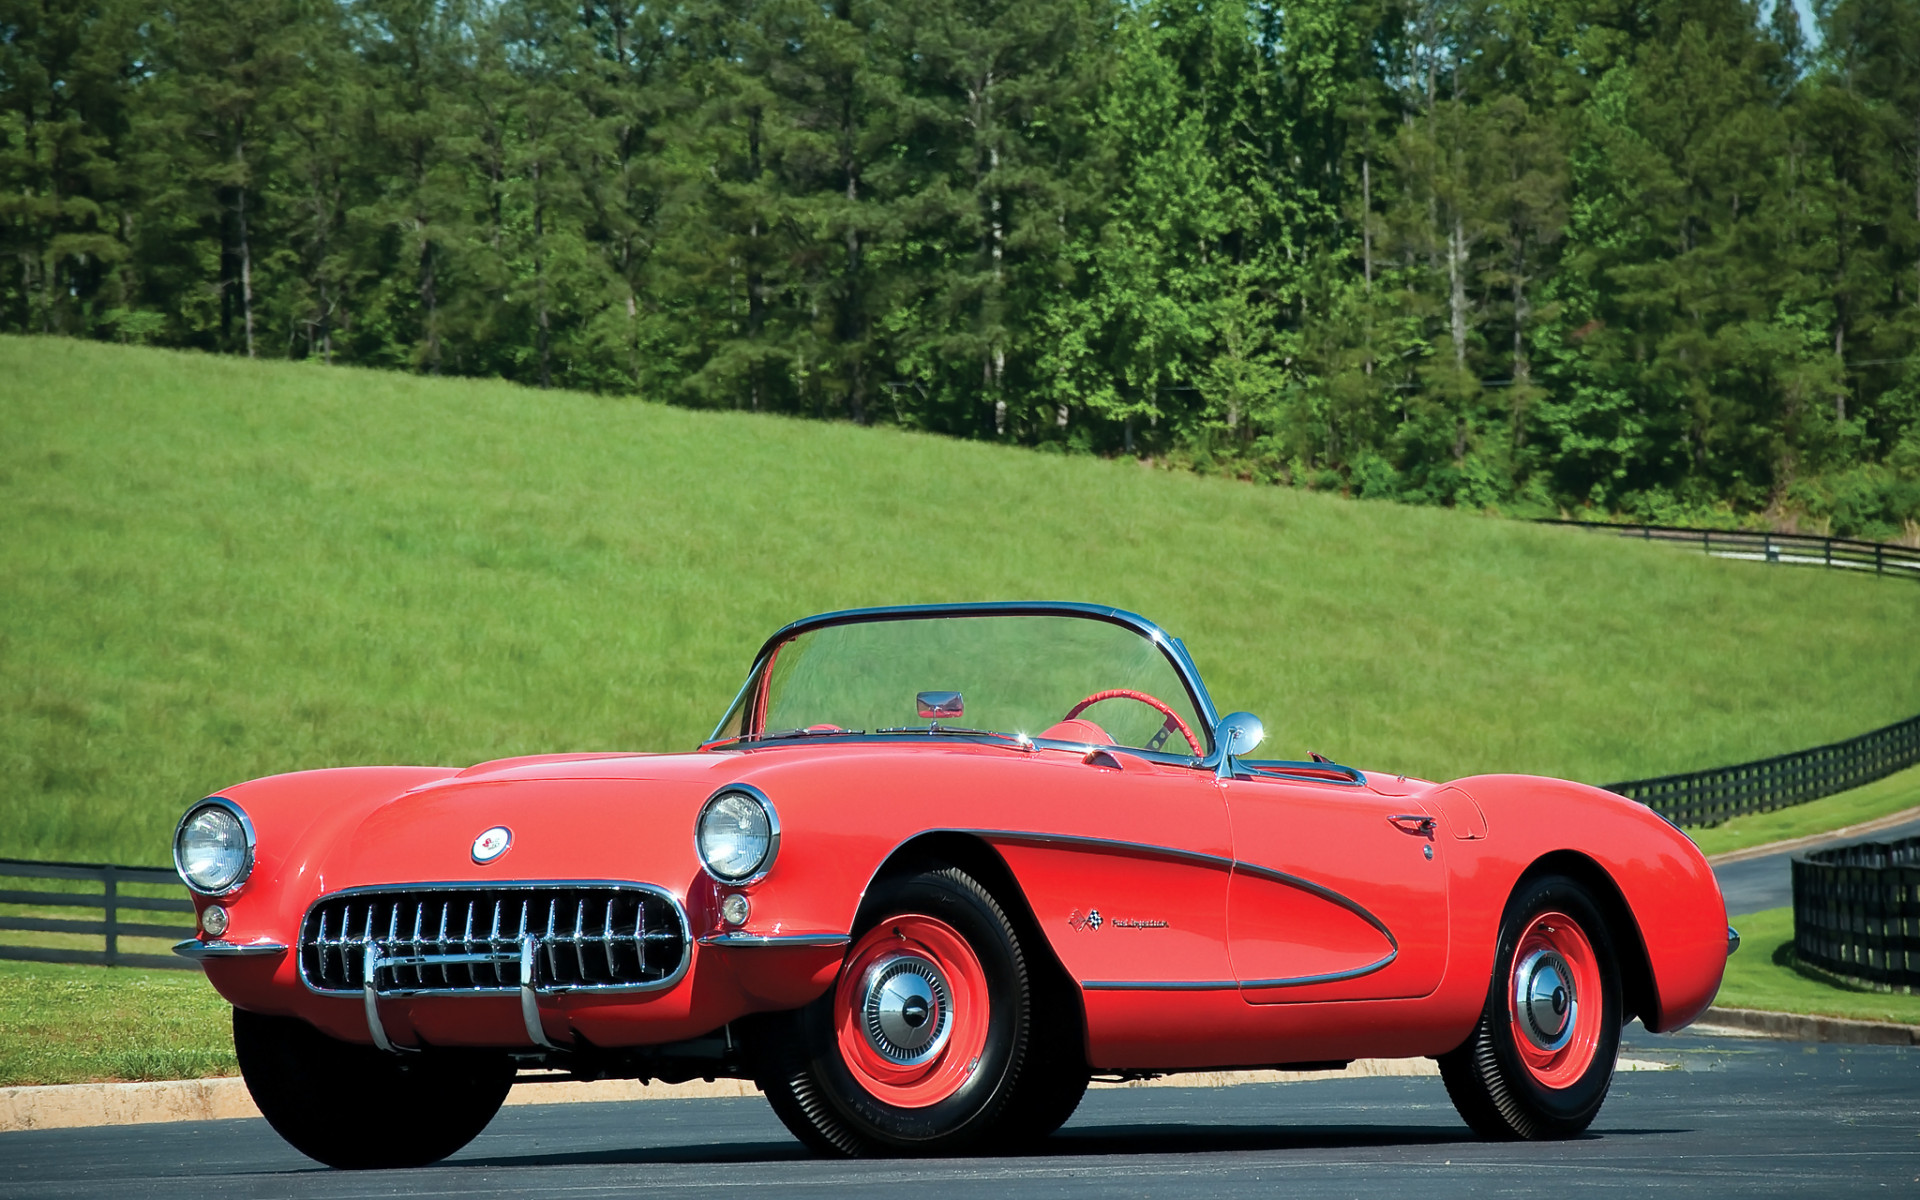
[[1214, 712, 1265, 758]]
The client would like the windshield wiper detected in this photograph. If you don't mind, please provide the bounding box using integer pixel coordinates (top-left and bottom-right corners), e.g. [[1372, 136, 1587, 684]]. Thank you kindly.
[[752, 727, 868, 742], [874, 725, 1031, 747]]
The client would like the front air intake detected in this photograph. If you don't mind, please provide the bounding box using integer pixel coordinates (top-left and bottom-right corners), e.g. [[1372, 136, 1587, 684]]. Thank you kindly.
[[298, 883, 689, 996]]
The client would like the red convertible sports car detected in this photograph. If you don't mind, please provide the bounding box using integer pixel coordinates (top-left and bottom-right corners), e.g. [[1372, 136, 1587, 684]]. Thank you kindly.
[[173, 602, 1733, 1167]]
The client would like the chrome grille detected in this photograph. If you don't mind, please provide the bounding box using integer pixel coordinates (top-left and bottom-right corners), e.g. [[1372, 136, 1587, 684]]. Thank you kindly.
[[298, 884, 688, 996]]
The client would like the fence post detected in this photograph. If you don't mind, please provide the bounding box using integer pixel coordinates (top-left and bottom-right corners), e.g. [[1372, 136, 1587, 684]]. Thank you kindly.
[[102, 865, 118, 967], [1765, 533, 1777, 563], [1878, 544, 1884, 575]]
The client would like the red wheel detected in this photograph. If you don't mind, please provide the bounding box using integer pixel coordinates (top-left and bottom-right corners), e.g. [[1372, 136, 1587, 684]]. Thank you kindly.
[[1508, 911, 1604, 1089], [1062, 689, 1204, 754], [751, 865, 1034, 1155], [1438, 874, 1621, 1140], [833, 915, 991, 1108]]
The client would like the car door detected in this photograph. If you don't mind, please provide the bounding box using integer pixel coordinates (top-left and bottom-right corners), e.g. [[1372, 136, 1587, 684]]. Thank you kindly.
[[982, 750, 1234, 990], [1220, 766, 1449, 1002]]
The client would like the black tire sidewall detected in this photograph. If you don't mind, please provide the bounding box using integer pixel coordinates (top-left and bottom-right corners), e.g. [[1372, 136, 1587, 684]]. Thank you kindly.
[[233, 1007, 514, 1169], [1488, 874, 1622, 1127], [804, 868, 1030, 1147]]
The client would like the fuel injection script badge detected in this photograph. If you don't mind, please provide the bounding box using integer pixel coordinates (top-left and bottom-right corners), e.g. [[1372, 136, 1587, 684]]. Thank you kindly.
[[1069, 910, 1169, 931]]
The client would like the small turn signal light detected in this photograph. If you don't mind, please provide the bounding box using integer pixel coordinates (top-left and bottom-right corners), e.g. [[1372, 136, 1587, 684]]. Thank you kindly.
[[201, 904, 230, 938], [720, 894, 750, 927]]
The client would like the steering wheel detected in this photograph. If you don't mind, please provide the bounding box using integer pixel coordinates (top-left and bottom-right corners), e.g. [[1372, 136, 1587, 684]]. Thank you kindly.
[[1063, 689, 1205, 755]]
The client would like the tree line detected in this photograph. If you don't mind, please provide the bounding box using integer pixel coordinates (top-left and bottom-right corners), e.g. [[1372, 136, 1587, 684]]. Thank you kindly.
[[5, 0, 1919, 533]]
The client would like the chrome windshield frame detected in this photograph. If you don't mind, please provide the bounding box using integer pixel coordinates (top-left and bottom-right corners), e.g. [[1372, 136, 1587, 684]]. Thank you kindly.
[[706, 602, 1221, 751]]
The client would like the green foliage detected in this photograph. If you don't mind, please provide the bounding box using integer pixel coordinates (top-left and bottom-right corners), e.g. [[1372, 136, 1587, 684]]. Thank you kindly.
[[6, 337, 1920, 865], [3, 0, 1915, 526]]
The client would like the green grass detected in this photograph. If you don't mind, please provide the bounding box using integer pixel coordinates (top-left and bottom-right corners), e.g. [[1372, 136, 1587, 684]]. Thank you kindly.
[[1715, 907, 1920, 1026], [1691, 764, 1920, 858], [6, 336, 1920, 865], [0, 960, 234, 1085]]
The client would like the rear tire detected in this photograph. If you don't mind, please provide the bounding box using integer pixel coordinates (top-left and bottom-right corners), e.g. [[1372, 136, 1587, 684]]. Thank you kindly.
[[755, 866, 1033, 1155], [233, 1008, 514, 1168], [1438, 873, 1621, 1140]]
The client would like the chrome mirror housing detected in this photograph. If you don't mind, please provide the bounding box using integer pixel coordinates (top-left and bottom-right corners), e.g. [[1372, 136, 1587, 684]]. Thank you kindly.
[[1202, 712, 1266, 777], [1214, 712, 1265, 758]]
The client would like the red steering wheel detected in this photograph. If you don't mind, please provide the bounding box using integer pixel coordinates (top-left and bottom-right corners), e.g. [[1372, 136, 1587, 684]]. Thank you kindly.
[[1063, 689, 1205, 755]]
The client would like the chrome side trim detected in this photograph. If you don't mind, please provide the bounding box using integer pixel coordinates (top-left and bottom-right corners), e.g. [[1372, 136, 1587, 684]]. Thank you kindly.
[[1236, 953, 1399, 990], [1082, 979, 1240, 991], [1080, 954, 1399, 992], [697, 932, 851, 948], [958, 828, 1401, 991], [172, 938, 288, 960], [961, 828, 1398, 952]]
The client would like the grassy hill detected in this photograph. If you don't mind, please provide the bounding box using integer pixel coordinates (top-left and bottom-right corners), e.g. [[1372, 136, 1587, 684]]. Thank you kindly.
[[5, 336, 1920, 865]]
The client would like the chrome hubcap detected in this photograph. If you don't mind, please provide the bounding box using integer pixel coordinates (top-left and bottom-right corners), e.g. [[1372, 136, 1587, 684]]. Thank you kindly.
[[1514, 948, 1577, 1051], [860, 953, 953, 1066]]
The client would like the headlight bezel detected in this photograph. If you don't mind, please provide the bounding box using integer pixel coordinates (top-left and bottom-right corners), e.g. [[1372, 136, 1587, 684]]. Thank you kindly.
[[695, 785, 780, 885], [173, 796, 256, 897]]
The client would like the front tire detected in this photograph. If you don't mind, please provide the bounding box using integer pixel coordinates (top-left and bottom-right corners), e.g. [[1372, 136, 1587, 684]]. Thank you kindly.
[[1438, 873, 1621, 1140], [233, 1008, 515, 1169], [755, 865, 1033, 1155]]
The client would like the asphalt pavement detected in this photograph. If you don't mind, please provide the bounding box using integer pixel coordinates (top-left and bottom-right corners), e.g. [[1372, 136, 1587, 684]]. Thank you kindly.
[[3, 1026, 1914, 1199], [1714, 815, 1920, 915]]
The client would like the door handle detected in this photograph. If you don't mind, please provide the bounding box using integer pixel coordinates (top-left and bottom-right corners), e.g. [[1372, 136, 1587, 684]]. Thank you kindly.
[[1388, 814, 1436, 838]]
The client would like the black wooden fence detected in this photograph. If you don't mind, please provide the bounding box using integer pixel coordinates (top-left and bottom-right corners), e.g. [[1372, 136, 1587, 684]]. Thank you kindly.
[[1793, 835, 1920, 991], [1602, 712, 1920, 828], [1537, 519, 1920, 582], [0, 857, 197, 970]]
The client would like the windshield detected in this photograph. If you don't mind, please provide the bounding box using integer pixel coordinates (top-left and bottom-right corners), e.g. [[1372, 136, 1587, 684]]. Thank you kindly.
[[710, 612, 1212, 755]]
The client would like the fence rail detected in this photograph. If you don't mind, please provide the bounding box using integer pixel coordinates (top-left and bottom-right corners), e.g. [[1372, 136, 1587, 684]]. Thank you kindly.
[[1602, 712, 1920, 828], [1793, 836, 1920, 992], [0, 858, 196, 970], [1536, 519, 1920, 582]]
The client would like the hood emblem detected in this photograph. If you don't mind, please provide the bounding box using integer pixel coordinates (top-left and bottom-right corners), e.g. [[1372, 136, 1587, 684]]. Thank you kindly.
[[471, 826, 512, 864]]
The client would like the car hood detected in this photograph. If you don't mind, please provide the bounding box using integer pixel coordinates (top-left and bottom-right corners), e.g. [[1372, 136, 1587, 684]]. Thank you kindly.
[[316, 751, 750, 894]]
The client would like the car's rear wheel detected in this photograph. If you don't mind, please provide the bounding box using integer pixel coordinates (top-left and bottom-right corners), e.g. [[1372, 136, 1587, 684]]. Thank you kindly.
[[1437, 873, 1621, 1140], [755, 865, 1033, 1155], [233, 1007, 515, 1168]]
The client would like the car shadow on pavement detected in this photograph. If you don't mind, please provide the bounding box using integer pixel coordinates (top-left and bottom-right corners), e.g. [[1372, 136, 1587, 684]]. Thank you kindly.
[[456, 1121, 1656, 1170]]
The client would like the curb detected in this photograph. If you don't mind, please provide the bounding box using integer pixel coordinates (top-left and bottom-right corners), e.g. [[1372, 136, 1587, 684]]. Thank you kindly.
[[0, 1055, 1690, 1135], [1705, 804, 1920, 866], [1695, 1005, 1920, 1046]]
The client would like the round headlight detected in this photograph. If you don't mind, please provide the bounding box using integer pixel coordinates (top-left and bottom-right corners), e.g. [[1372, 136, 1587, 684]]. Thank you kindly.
[[173, 799, 255, 895], [696, 788, 778, 883]]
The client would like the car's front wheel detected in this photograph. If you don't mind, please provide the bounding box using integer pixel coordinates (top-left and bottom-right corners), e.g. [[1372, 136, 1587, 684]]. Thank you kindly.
[[754, 865, 1034, 1155], [1437, 872, 1622, 1140], [233, 1007, 515, 1168]]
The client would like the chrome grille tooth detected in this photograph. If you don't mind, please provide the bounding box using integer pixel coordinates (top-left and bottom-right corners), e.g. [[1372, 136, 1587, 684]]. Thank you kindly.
[[462, 901, 477, 989], [544, 899, 559, 980], [487, 899, 505, 988], [641, 894, 656, 979], [516, 899, 532, 989], [604, 897, 618, 981], [386, 903, 400, 992], [573, 899, 587, 985], [410, 902, 425, 989], [436, 902, 451, 987]]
